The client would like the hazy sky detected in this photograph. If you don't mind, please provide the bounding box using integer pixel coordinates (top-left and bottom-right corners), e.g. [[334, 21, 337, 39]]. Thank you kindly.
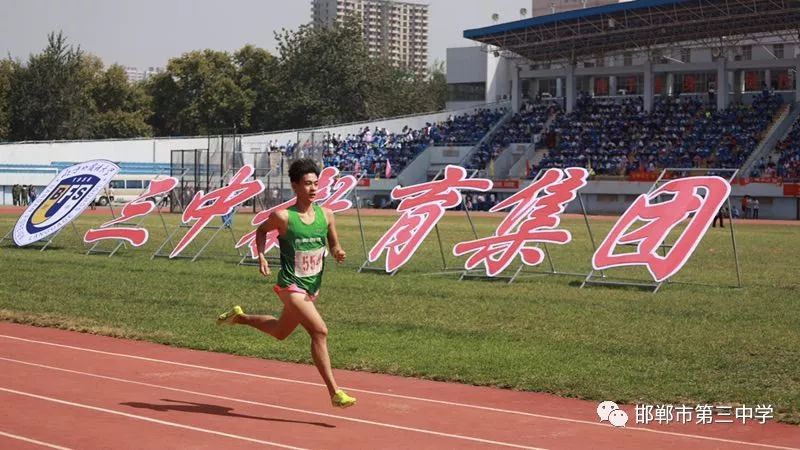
[[0, 0, 531, 69]]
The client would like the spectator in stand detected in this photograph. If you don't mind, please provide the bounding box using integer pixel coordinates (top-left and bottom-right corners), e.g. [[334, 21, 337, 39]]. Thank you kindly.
[[741, 196, 750, 219], [533, 92, 783, 180], [321, 109, 506, 179], [771, 116, 800, 181], [465, 102, 556, 173]]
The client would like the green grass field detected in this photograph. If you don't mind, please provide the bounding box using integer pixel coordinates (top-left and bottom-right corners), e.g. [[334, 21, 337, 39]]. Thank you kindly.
[[1, 210, 798, 423]]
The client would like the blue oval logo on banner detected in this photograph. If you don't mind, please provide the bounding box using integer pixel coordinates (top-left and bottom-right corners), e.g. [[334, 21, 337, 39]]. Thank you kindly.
[[13, 160, 119, 247], [26, 175, 101, 234]]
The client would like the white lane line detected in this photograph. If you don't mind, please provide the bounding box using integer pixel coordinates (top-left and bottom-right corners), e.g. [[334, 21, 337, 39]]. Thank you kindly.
[[0, 357, 544, 450], [2, 334, 799, 450], [0, 387, 306, 450], [0, 430, 73, 450]]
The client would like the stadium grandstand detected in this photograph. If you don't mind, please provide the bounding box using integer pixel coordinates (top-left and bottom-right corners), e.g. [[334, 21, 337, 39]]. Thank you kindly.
[[456, 0, 800, 177]]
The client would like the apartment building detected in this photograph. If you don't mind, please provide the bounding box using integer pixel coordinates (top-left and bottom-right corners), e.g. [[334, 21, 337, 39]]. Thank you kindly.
[[312, 0, 429, 73]]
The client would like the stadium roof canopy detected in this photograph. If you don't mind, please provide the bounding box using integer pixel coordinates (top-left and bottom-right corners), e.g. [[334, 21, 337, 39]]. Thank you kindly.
[[463, 0, 800, 63]]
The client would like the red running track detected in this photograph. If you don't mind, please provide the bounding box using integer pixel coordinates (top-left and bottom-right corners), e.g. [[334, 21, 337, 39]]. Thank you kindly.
[[0, 322, 798, 450]]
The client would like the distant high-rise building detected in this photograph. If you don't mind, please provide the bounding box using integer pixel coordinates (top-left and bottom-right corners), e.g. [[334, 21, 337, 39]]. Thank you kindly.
[[143, 66, 165, 79], [311, 0, 429, 73], [124, 66, 145, 83], [123, 66, 165, 83], [531, 0, 619, 17]]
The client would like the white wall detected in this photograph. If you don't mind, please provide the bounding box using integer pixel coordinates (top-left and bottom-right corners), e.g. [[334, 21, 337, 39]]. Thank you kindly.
[[445, 46, 493, 110], [446, 46, 487, 83], [241, 132, 297, 151], [486, 49, 512, 103], [429, 146, 473, 165], [0, 172, 59, 189], [0, 137, 208, 166], [445, 100, 487, 110]]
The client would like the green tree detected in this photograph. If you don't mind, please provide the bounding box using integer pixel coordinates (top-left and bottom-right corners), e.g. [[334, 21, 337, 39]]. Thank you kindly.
[[91, 64, 152, 138], [363, 61, 412, 118], [145, 72, 183, 136], [274, 17, 372, 128], [9, 32, 96, 140], [234, 45, 281, 133], [364, 59, 447, 118], [5, 26, 447, 141], [426, 60, 447, 111], [148, 50, 252, 136], [0, 59, 16, 140]]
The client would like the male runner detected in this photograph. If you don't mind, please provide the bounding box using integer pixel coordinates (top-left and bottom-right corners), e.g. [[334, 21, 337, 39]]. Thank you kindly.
[[217, 158, 356, 408]]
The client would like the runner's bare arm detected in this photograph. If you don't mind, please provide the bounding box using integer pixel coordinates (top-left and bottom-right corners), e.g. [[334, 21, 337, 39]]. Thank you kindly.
[[255, 210, 288, 276], [324, 207, 346, 263]]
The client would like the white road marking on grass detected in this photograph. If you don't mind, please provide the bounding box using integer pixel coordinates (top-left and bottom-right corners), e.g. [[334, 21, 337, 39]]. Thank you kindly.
[[0, 357, 546, 450], [0, 430, 73, 450], [2, 334, 799, 450], [0, 387, 306, 450]]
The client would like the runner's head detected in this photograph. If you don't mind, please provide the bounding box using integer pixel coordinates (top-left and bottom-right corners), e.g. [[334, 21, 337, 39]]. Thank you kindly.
[[289, 159, 320, 201]]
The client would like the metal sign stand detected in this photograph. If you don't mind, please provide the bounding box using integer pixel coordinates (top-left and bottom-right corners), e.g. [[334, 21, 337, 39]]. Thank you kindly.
[[0, 227, 13, 246], [1, 221, 83, 251], [359, 168, 483, 276], [238, 167, 281, 267], [2, 186, 116, 251], [459, 191, 600, 283], [151, 169, 243, 262], [151, 208, 243, 262], [349, 173, 373, 272], [580, 168, 743, 292]]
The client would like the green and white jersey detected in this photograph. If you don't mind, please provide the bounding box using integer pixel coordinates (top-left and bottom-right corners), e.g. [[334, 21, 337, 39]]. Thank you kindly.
[[276, 204, 328, 294]]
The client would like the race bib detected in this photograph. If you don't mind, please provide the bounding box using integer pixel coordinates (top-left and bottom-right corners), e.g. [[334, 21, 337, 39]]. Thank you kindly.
[[295, 247, 326, 277]]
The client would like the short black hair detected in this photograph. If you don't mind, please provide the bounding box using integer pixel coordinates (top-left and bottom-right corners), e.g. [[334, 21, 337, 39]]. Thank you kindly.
[[289, 158, 320, 183]]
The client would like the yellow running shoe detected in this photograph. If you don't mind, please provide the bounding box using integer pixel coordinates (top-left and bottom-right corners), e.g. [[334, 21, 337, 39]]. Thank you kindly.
[[331, 390, 357, 408], [216, 305, 244, 325]]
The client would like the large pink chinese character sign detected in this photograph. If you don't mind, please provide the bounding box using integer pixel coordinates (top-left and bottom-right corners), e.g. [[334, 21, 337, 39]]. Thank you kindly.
[[592, 176, 731, 282], [368, 165, 492, 272], [454, 168, 588, 276], [171, 165, 264, 258], [84, 177, 178, 247]]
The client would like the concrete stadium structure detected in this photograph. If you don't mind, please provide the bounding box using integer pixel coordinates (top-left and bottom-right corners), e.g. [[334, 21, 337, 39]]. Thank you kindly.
[[449, 0, 800, 112]]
